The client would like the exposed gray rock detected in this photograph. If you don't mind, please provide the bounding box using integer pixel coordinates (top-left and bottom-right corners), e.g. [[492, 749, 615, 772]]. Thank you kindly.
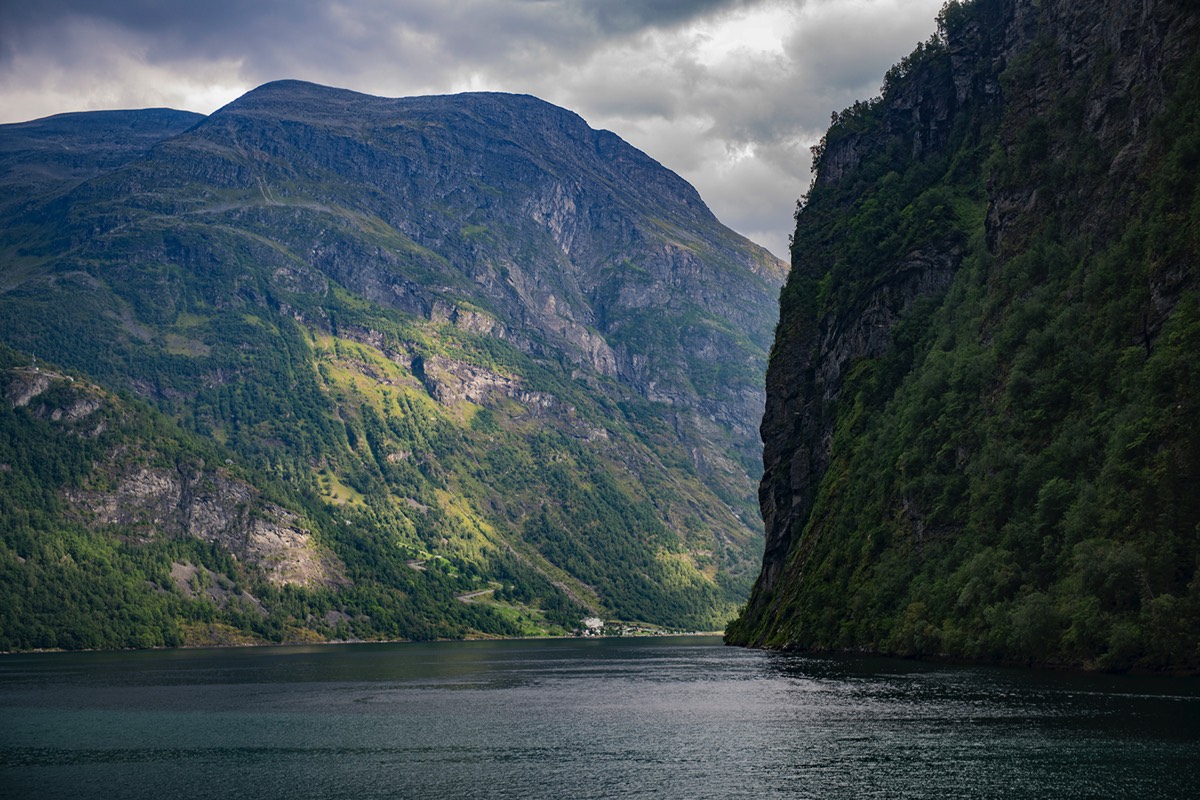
[[816, 248, 961, 401], [68, 464, 345, 588], [418, 355, 522, 406], [5, 370, 51, 408]]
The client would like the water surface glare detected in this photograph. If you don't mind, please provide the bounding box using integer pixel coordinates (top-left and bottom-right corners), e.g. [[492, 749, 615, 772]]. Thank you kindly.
[[1, 636, 1197, 798]]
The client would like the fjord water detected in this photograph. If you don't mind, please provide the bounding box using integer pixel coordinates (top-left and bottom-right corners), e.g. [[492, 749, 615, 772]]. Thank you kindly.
[[1, 637, 1196, 799]]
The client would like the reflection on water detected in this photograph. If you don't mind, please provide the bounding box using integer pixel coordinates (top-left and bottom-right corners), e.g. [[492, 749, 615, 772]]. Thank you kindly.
[[1, 637, 1196, 799]]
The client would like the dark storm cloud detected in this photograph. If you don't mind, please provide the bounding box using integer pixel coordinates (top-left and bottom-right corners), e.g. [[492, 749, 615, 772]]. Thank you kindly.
[[1, 0, 759, 67], [580, 0, 760, 33], [0, 0, 946, 259]]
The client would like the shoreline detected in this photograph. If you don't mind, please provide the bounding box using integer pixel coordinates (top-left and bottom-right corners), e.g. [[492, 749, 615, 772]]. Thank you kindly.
[[0, 629, 728, 657]]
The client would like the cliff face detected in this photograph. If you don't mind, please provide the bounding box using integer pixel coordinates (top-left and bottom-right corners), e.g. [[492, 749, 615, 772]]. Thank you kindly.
[[729, 0, 1200, 672]]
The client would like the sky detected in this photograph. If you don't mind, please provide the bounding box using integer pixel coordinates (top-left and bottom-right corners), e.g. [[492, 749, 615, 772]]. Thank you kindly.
[[0, 0, 946, 260]]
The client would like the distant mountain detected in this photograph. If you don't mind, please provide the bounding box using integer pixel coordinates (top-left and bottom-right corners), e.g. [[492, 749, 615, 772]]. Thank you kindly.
[[0, 82, 786, 649], [728, 0, 1200, 672], [0, 108, 204, 217]]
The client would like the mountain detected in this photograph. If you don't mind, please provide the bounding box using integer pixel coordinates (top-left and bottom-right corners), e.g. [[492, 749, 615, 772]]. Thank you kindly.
[[727, 0, 1200, 672], [0, 108, 205, 218], [0, 82, 785, 649]]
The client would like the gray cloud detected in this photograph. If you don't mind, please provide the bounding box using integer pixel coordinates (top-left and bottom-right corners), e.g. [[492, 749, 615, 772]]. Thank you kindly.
[[580, 0, 760, 33], [0, 0, 945, 259]]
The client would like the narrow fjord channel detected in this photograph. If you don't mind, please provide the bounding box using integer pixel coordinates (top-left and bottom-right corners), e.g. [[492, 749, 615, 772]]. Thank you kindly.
[[2, 637, 1196, 799]]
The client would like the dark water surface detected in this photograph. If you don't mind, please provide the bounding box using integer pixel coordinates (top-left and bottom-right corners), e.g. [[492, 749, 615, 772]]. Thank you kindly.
[[1, 636, 1197, 799]]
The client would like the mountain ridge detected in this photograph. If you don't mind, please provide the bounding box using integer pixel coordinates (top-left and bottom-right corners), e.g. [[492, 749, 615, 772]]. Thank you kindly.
[[0, 83, 784, 649], [0, 107, 205, 219]]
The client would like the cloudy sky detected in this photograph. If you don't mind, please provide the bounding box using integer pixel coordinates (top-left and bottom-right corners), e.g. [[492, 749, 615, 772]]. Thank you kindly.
[[0, 0, 945, 259]]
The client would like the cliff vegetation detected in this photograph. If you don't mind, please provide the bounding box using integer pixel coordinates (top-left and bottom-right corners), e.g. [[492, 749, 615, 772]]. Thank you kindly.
[[728, 0, 1200, 672]]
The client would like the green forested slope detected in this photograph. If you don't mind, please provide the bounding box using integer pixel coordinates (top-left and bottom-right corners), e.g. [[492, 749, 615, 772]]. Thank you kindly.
[[0, 85, 784, 649], [728, 0, 1200, 671]]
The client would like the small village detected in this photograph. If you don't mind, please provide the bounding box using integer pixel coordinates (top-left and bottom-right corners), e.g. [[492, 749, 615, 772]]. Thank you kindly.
[[572, 618, 708, 638]]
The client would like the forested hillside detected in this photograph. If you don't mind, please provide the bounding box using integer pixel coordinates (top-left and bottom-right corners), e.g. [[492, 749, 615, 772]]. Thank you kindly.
[[728, 0, 1200, 672], [0, 84, 785, 649]]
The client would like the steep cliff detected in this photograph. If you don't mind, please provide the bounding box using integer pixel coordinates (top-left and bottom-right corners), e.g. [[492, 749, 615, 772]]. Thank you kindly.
[[728, 0, 1200, 672]]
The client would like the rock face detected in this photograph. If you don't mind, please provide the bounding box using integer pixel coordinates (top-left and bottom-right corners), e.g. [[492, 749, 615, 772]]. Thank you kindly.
[[3, 366, 343, 588], [68, 465, 342, 588], [729, 0, 1200, 672]]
